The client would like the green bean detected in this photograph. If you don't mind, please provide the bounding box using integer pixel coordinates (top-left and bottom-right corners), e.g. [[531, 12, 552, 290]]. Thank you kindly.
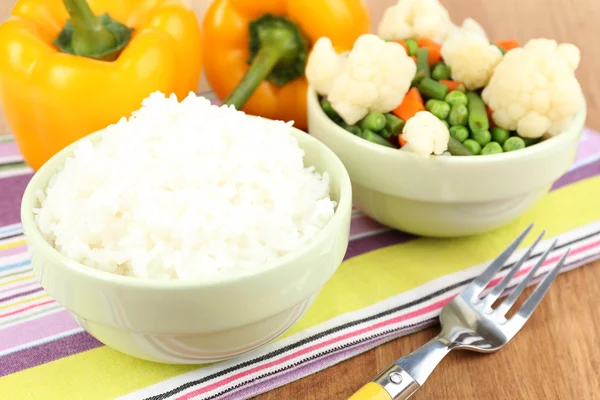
[[490, 127, 510, 145], [466, 91, 490, 134], [360, 129, 395, 147], [416, 47, 431, 79], [448, 104, 468, 126], [503, 136, 526, 152], [471, 129, 492, 146], [405, 39, 418, 56], [444, 90, 468, 107], [491, 42, 507, 55], [449, 126, 469, 142], [384, 113, 405, 136], [481, 142, 504, 155], [321, 98, 340, 121], [359, 111, 386, 132], [425, 99, 451, 120], [447, 136, 473, 156], [418, 77, 448, 101], [431, 63, 452, 81], [521, 136, 541, 146], [379, 127, 393, 140], [463, 139, 482, 155], [341, 123, 361, 136]]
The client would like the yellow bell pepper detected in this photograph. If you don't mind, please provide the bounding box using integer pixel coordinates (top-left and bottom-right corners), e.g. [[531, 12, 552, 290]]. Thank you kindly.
[[0, 0, 202, 171], [202, 0, 370, 130]]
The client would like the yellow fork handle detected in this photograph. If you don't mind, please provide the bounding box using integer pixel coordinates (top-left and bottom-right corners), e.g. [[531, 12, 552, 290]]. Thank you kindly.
[[348, 383, 393, 400]]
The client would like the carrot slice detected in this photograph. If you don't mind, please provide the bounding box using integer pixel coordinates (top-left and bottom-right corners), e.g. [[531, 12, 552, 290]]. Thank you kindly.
[[486, 106, 496, 128], [399, 134, 408, 147], [410, 55, 417, 63], [495, 39, 520, 52], [393, 39, 408, 54], [393, 87, 425, 122], [438, 80, 463, 92], [417, 37, 442, 67]]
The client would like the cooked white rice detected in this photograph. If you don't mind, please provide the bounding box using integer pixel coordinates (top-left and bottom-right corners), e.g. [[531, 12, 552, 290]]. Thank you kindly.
[[35, 92, 336, 280]]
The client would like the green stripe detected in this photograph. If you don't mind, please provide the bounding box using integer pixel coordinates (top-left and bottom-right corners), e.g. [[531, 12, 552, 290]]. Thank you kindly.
[[0, 162, 27, 172]]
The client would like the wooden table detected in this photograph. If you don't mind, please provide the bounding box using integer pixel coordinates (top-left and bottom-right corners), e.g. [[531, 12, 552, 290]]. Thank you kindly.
[[255, 1, 600, 399], [0, 0, 599, 399]]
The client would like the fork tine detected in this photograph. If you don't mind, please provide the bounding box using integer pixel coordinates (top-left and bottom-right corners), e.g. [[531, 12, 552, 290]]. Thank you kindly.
[[495, 240, 558, 316], [464, 224, 533, 299], [482, 230, 545, 309], [511, 250, 569, 322]]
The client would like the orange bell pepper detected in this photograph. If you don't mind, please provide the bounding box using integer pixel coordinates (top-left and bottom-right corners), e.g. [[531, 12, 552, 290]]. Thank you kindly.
[[0, 0, 202, 171], [202, 0, 371, 131]]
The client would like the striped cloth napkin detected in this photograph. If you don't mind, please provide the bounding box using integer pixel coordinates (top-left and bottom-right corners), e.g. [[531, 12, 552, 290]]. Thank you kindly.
[[1, 127, 600, 400]]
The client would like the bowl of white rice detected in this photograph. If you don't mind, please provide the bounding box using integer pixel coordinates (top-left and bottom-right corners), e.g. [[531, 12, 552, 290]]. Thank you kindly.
[[21, 92, 352, 364]]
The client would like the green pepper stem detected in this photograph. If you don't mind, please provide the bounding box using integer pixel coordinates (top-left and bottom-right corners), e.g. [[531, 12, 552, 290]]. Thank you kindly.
[[223, 14, 307, 110], [224, 47, 282, 110], [61, 0, 118, 59]]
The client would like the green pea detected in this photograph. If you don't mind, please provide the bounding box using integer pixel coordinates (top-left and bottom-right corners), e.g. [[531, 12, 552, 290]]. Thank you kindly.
[[425, 99, 451, 120], [444, 90, 469, 107], [431, 63, 452, 81], [490, 127, 510, 145], [481, 142, 504, 155], [449, 126, 469, 142], [503, 137, 526, 152], [448, 104, 468, 126], [471, 129, 492, 146], [359, 111, 386, 132], [463, 139, 482, 155], [441, 120, 450, 128]]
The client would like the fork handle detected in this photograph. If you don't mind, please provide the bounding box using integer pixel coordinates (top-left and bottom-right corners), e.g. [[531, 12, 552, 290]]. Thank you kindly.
[[349, 337, 452, 399], [348, 365, 420, 400]]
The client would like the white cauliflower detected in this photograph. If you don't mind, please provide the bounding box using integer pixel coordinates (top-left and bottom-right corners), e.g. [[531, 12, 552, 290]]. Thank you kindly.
[[401, 111, 449, 158], [305, 37, 346, 96], [451, 17, 488, 39], [324, 34, 416, 125], [482, 39, 582, 138], [441, 26, 502, 90], [377, 0, 453, 43]]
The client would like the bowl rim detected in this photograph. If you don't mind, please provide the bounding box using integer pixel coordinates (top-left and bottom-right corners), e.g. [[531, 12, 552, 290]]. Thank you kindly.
[[21, 126, 352, 290], [307, 86, 587, 164]]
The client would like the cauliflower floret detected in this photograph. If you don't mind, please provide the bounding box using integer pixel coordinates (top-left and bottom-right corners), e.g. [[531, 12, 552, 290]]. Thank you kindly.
[[451, 17, 488, 39], [441, 27, 502, 90], [401, 111, 449, 158], [305, 37, 346, 96], [482, 39, 582, 138], [377, 0, 453, 43], [326, 34, 416, 125]]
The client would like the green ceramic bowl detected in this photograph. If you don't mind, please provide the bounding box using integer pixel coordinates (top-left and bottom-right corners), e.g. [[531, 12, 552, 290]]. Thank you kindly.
[[21, 126, 352, 364], [307, 87, 586, 237]]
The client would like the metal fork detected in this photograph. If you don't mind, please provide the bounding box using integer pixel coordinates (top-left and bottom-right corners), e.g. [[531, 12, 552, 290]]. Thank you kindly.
[[348, 224, 570, 400]]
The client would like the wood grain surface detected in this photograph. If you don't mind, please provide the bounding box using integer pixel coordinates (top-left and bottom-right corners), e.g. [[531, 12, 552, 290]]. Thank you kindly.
[[1, 1, 599, 399]]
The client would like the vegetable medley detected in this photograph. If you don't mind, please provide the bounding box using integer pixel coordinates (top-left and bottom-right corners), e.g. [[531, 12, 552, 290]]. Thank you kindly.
[[306, 0, 583, 158]]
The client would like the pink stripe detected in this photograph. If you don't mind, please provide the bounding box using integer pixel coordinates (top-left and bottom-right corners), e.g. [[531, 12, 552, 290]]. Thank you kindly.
[[0, 141, 19, 158], [0, 281, 37, 296], [0, 309, 79, 352], [349, 215, 388, 237], [0, 299, 54, 319], [176, 239, 600, 399], [176, 297, 452, 400], [0, 245, 27, 258], [486, 239, 600, 289]]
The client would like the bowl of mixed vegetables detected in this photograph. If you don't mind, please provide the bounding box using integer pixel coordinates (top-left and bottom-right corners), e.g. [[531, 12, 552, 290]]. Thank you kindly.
[[306, 0, 586, 237]]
